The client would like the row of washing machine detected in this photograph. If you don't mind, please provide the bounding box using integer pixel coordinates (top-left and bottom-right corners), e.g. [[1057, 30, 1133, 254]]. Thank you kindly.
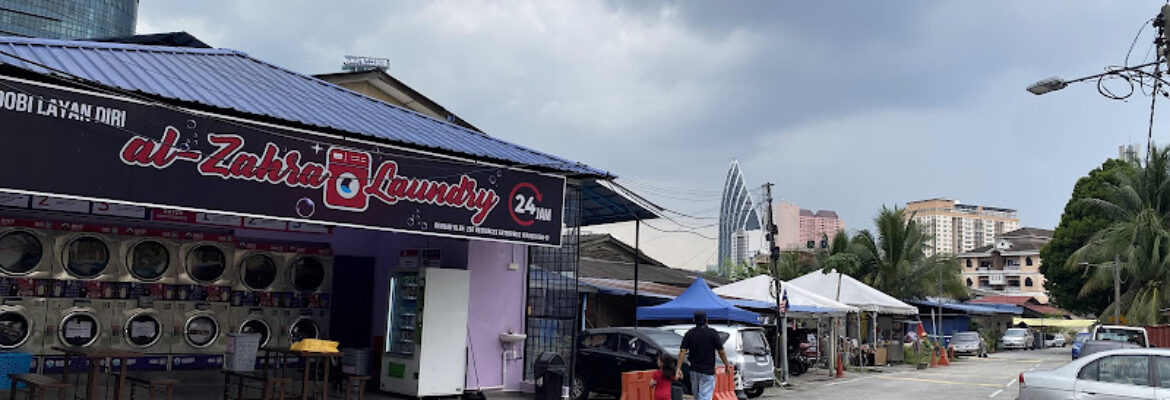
[[0, 223, 333, 294], [0, 297, 329, 370]]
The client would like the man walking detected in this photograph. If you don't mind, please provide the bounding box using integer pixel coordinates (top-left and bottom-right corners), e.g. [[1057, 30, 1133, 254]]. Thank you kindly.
[[676, 311, 732, 400]]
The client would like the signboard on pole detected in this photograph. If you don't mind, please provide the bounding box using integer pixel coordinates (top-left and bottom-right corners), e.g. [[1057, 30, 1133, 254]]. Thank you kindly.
[[0, 76, 566, 246]]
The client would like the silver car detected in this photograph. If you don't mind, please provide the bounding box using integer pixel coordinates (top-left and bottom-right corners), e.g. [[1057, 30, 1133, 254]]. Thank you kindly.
[[950, 331, 987, 358], [1019, 348, 1170, 399], [662, 324, 775, 398], [1001, 328, 1034, 350]]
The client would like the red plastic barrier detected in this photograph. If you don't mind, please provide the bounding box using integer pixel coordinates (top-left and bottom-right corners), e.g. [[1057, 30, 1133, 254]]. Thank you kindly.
[[713, 366, 736, 400], [620, 370, 655, 400]]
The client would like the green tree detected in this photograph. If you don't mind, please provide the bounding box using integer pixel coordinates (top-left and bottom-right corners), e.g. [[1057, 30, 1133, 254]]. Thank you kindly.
[[1071, 146, 1170, 325], [1040, 158, 1129, 315], [848, 206, 967, 299]]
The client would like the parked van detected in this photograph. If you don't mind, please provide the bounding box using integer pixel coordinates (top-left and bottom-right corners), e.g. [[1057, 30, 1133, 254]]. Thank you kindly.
[[662, 324, 775, 398]]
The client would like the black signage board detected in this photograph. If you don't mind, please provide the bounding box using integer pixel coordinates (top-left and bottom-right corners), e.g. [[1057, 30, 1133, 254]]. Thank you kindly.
[[0, 76, 565, 246]]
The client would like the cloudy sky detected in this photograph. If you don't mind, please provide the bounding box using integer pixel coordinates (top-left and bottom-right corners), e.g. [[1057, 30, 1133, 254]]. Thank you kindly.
[[140, 1, 1169, 270]]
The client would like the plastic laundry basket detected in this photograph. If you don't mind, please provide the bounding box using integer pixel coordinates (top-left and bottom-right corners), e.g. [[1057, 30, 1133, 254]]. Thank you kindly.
[[0, 352, 32, 389]]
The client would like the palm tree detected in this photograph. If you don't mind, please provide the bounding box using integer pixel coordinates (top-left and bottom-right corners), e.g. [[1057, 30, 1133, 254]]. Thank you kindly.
[[848, 206, 966, 299], [1070, 146, 1170, 325]]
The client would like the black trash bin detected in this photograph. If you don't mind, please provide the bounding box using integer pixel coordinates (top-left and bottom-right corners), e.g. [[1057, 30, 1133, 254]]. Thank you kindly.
[[535, 352, 566, 400]]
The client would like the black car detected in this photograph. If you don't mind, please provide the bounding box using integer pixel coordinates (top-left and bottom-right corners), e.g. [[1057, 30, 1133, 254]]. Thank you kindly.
[[572, 327, 690, 400]]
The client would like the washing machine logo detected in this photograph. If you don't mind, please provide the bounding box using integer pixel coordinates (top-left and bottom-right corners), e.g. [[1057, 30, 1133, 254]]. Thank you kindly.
[[335, 172, 360, 199]]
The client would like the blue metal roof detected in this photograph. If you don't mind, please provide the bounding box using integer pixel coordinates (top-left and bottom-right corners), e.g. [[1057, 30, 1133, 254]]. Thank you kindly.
[[0, 36, 606, 176], [908, 300, 1023, 315]]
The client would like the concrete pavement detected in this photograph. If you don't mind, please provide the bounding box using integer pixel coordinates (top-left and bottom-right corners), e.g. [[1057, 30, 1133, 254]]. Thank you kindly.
[[759, 347, 1070, 400]]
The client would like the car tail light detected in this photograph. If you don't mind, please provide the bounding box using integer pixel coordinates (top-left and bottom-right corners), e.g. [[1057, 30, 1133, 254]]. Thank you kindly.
[[1019, 373, 1025, 387]]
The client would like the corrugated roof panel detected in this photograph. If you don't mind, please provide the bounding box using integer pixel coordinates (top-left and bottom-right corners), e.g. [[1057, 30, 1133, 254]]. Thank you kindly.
[[0, 36, 605, 176]]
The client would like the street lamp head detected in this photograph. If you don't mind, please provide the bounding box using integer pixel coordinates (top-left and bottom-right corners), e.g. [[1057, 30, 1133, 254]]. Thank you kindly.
[[1027, 77, 1068, 95]]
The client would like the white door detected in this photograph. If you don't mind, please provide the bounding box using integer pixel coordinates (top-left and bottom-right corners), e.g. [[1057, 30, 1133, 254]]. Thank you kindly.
[[1073, 355, 1156, 399]]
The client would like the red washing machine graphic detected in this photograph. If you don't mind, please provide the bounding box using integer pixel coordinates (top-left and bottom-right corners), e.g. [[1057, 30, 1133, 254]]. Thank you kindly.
[[324, 148, 371, 211]]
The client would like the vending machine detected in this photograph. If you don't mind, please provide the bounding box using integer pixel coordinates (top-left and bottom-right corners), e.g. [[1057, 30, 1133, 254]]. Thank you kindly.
[[380, 267, 470, 397]]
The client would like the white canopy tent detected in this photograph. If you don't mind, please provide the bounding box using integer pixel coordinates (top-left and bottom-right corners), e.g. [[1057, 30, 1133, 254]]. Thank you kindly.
[[789, 270, 918, 315], [712, 275, 857, 314]]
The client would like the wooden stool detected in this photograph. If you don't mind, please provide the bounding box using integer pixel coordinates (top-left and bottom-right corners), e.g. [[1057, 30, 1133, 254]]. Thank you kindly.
[[7, 374, 68, 400], [222, 371, 291, 400], [342, 375, 371, 400]]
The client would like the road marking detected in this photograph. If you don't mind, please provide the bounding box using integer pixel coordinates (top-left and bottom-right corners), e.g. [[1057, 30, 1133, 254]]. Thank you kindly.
[[821, 375, 875, 387], [875, 375, 1004, 388], [1006, 378, 1016, 387], [989, 389, 1003, 398]]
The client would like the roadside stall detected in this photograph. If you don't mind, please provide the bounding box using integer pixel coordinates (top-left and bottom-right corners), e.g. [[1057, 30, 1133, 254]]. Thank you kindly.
[[790, 271, 918, 366]]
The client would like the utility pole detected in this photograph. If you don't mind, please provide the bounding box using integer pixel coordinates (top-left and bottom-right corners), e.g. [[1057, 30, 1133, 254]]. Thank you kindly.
[[634, 219, 640, 329], [762, 183, 787, 385], [1114, 253, 1121, 325]]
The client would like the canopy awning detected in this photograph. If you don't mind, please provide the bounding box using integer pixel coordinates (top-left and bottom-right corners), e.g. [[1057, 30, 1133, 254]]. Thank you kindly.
[[637, 278, 761, 325], [712, 275, 857, 314], [1013, 318, 1096, 330], [579, 180, 663, 226], [789, 270, 918, 315]]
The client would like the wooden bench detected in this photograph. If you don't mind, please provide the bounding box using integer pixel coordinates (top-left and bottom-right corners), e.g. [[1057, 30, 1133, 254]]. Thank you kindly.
[[112, 373, 179, 400], [6, 374, 68, 400], [221, 370, 291, 400]]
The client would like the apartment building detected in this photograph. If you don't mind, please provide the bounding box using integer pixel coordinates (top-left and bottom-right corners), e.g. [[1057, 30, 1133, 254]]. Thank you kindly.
[[956, 228, 1053, 303], [774, 202, 845, 249], [905, 198, 1020, 257]]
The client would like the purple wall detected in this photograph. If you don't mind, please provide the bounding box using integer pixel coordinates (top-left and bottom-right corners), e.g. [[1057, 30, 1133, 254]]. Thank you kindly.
[[234, 227, 527, 391], [465, 241, 527, 390]]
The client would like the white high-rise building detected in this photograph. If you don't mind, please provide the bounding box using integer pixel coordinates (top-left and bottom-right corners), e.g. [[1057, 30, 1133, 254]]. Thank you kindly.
[[905, 198, 1020, 257], [731, 229, 750, 266]]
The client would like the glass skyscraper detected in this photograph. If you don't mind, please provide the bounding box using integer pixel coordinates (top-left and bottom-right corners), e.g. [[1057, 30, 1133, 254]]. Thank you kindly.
[[1, 0, 138, 40]]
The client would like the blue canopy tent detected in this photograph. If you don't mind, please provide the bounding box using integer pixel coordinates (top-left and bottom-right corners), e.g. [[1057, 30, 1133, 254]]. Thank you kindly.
[[636, 278, 762, 325]]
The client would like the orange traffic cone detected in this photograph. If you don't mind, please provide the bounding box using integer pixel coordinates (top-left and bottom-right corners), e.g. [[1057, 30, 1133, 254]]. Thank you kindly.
[[938, 346, 950, 366], [929, 347, 937, 368], [835, 353, 845, 378], [949, 346, 956, 361]]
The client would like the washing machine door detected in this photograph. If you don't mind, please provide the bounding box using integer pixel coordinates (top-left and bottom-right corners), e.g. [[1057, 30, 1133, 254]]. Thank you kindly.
[[185, 245, 226, 284], [288, 317, 320, 342], [239, 254, 277, 290], [183, 313, 219, 349], [127, 240, 170, 282], [238, 318, 271, 348], [290, 257, 325, 292], [0, 230, 43, 276], [0, 307, 32, 350], [62, 236, 110, 279], [123, 311, 163, 349], [59, 310, 100, 347]]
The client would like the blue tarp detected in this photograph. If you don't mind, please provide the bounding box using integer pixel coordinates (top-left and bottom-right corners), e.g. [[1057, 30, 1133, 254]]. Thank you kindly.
[[636, 278, 762, 325]]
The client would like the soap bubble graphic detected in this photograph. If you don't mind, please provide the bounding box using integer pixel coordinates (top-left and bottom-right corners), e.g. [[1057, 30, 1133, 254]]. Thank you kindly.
[[489, 170, 502, 185], [406, 209, 423, 227], [295, 198, 316, 218], [186, 120, 197, 129]]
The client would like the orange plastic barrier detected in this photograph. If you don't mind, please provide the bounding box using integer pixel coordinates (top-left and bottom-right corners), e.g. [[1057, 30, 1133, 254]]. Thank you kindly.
[[713, 366, 736, 400], [620, 370, 656, 400], [937, 346, 949, 366]]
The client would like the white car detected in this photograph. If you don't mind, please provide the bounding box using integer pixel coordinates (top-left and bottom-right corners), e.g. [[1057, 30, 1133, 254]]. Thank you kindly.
[[1044, 333, 1066, 348], [1019, 348, 1170, 399]]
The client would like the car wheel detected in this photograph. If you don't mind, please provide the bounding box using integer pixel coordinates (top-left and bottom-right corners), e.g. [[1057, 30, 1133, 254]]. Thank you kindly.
[[570, 372, 589, 400], [745, 387, 765, 398]]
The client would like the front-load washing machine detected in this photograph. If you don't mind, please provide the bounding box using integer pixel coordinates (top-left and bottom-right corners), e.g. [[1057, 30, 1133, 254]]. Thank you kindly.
[[108, 298, 172, 371], [176, 236, 235, 287], [42, 298, 110, 373], [284, 308, 328, 346], [117, 235, 179, 284], [233, 246, 284, 293], [0, 297, 46, 356], [170, 302, 228, 370], [53, 230, 122, 282], [0, 223, 55, 280], [287, 253, 332, 295], [229, 307, 281, 351]]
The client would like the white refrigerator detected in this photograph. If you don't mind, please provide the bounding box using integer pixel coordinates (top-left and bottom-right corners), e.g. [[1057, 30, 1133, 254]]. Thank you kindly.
[[380, 267, 470, 397]]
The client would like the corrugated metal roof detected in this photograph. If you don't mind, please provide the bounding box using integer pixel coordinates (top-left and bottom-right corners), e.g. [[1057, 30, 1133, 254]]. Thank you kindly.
[[0, 36, 606, 176]]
